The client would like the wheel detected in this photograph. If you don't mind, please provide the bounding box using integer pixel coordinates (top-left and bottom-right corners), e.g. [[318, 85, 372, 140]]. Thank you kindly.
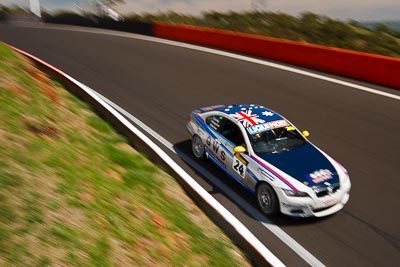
[[192, 135, 205, 159], [257, 183, 279, 215]]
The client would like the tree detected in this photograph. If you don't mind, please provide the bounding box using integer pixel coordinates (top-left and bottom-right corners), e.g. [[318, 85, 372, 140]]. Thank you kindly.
[[374, 23, 390, 33]]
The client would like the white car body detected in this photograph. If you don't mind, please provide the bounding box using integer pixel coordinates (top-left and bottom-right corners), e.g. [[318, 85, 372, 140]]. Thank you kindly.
[[187, 104, 351, 217]]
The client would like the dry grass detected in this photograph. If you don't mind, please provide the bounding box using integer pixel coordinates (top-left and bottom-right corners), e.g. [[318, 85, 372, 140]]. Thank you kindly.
[[0, 42, 251, 267]]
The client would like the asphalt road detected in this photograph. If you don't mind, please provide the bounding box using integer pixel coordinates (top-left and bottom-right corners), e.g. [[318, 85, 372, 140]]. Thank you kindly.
[[1, 25, 399, 266]]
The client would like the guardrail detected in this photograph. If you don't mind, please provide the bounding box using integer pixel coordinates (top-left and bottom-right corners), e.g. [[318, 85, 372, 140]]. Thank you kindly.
[[4, 13, 397, 89], [153, 22, 400, 89]]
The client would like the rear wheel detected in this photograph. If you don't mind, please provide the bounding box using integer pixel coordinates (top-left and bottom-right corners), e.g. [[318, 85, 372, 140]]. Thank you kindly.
[[257, 183, 279, 215], [192, 135, 205, 159]]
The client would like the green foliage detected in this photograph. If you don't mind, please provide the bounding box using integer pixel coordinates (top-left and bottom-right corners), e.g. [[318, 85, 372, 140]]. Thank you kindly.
[[0, 5, 31, 15], [127, 11, 400, 58], [0, 170, 22, 188], [0, 43, 249, 266], [374, 23, 390, 33], [35, 256, 52, 267], [87, 115, 113, 133], [0, 192, 16, 224], [105, 145, 138, 168], [88, 236, 111, 267]]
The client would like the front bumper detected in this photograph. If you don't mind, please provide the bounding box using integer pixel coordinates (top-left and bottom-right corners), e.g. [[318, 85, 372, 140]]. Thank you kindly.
[[277, 181, 351, 217]]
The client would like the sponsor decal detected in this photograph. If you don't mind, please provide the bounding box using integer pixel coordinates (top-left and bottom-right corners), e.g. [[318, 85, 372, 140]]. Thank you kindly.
[[309, 169, 333, 183], [232, 157, 247, 178], [259, 168, 275, 181], [323, 198, 337, 206], [267, 120, 289, 129], [206, 136, 226, 164], [234, 151, 248, 166], [206, 149, 227, 169], [247, 123, 271, 134], [210, 120, 220, 131]]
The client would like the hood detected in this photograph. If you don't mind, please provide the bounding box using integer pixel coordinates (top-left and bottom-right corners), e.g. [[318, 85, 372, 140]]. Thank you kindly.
[[258, 143, 339, 189]]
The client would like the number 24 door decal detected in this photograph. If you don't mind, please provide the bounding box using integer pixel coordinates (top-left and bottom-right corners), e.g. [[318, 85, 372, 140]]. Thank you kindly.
[[232, 158, 246, 178]]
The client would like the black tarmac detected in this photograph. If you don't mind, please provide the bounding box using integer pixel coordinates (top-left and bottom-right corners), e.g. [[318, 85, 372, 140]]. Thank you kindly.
[[1, 25, 399, 266]]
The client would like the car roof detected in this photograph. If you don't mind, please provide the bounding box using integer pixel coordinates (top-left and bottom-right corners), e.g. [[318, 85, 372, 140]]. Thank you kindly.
[[197, 104, 285, 123]]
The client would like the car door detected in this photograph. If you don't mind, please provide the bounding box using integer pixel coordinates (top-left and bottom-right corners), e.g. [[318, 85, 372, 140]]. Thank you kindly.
[[219, 118, 254, 189], [204, 115, 230, 170]]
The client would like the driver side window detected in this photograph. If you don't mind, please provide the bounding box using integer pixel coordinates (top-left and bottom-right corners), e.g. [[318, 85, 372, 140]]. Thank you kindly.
[[206, 116, 245, 147], [221, 119, 245, 147]]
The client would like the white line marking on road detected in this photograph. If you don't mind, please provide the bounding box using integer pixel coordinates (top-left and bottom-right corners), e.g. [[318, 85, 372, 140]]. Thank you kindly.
[[94, 90, 326, 267], [10, 44, 286, 267], [27, 24, 400, 101], [74, 81, 286, 267]]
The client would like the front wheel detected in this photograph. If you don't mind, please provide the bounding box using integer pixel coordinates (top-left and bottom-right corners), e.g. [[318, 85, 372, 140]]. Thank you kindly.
[[192, 135, 205, 159], [257, 183, 279, 216]]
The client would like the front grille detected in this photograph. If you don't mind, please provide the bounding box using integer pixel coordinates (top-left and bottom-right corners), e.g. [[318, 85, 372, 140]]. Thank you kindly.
[[290, 209, 303, 214], [315, 185, 340, 198]]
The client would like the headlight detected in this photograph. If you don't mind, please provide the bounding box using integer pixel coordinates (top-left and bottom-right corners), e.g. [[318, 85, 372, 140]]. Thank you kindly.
[[282, 189, 309, 197]]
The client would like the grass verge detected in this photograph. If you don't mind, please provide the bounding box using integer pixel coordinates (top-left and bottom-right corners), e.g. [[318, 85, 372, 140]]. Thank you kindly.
[[0, 42, 251, 266]]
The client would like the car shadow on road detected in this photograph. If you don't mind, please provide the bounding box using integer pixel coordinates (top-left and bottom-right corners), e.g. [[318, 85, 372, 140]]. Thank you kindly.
[[172, 139, 332, 227]]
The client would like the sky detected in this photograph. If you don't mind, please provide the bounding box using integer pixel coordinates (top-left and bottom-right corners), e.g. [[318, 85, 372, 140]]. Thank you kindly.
[[3, 0, 400, 21]]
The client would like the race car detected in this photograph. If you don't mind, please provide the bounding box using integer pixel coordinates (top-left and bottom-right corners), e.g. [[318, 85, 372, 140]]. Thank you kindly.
[[186, 104, 351, 217]]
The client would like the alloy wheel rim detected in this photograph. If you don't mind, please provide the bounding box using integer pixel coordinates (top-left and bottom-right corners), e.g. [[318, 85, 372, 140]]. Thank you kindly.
[[193, 137, 203, 157], [260, 188, 271, 210]]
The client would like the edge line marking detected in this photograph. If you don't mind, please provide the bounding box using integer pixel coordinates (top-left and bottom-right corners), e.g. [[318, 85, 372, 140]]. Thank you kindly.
[[9, 44, 286, 267], [95, 91, 326, 267]]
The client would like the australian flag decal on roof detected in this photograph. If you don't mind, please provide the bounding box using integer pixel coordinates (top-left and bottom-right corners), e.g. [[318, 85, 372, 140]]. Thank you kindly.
[[230, 110, 266, 127]]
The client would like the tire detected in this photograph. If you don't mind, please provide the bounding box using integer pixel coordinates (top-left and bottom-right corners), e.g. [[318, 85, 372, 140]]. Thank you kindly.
[[192, 135, 205, 159], [257, 183, 279, 216]]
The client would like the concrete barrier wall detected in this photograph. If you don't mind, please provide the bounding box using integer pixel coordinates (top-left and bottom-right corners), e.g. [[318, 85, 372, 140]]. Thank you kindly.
[[43, 14, 153, 36], [2, 15, 398, 88], [154, 22, 400, 89]]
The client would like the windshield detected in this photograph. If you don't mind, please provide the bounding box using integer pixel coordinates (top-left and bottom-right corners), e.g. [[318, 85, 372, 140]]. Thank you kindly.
[[248, 126, 306, 155]]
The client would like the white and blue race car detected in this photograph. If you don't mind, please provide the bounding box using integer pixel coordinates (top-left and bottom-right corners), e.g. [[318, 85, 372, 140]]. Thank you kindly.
[[187, 104, 351, 217]]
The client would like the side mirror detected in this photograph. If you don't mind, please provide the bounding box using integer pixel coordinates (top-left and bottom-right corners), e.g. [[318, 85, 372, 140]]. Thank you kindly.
[[233, 146, 246, 154], [302, 130, 310, 137]]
